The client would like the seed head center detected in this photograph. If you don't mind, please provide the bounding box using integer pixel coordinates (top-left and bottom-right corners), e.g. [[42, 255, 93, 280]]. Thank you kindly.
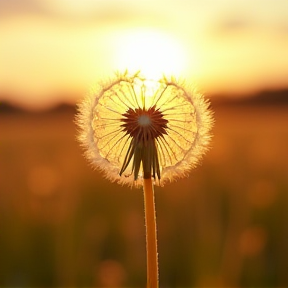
[[121, 105, 168, 140], [120, 106, 169, 180], [138, 115, 151, 126]]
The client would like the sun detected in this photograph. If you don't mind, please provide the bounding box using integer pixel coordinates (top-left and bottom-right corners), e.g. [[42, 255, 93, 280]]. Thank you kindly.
[[113, 28, 187, 79]]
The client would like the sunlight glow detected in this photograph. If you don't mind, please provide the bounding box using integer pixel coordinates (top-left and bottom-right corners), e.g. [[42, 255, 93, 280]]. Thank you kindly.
[[113, 29, 187, 79], [42, 0, 102, 15]]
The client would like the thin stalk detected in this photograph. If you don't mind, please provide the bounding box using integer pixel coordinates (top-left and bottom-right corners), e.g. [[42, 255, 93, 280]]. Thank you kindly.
[[143, 177, 159, 288]]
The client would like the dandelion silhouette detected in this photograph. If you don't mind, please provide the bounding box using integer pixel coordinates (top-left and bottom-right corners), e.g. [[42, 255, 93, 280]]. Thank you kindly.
[[76, 71, 213, 288]]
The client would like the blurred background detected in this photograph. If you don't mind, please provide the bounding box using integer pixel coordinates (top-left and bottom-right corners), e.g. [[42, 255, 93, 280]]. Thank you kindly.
[[1, 0, 288, 287]]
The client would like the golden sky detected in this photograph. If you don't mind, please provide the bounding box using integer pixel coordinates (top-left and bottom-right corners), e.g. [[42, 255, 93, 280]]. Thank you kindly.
[[1, 0, 288, 109]]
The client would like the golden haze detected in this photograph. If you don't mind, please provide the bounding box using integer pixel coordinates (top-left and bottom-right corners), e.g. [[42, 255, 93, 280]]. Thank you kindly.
[[0, 0, 288, 109]]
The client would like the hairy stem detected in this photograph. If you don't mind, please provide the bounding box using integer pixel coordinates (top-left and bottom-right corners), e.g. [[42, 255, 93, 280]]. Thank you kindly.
[[143, 177, 159, 288]]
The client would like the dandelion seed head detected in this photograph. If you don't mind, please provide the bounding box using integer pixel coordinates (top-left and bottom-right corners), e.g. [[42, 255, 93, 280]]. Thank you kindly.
[[76, 71, 214, 187]]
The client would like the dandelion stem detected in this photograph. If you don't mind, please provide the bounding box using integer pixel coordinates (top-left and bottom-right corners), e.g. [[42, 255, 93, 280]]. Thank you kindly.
[[143, 177, 159, 288]]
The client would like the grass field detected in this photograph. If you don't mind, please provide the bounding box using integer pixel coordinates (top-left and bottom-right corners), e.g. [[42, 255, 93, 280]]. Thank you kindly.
[[1, 103, 288, 287]]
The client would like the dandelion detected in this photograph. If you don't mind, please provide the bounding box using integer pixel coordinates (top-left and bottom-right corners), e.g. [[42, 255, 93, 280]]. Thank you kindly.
[[77, 71, 213, 186], [76, 71, 213, 288]]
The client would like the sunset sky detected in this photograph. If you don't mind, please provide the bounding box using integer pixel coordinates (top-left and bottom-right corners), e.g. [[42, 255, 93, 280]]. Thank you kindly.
[[1, 0, 288, 109]]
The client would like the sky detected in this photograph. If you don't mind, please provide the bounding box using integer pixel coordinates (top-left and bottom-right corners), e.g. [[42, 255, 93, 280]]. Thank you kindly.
[[0, 0, 288, 109]]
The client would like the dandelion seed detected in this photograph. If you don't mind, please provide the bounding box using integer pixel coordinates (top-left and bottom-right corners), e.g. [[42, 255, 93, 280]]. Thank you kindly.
[[76, 71, 213, 187]]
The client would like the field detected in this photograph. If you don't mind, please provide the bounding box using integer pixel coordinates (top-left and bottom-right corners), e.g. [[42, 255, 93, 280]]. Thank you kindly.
[[1, 103, 288, 287]]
